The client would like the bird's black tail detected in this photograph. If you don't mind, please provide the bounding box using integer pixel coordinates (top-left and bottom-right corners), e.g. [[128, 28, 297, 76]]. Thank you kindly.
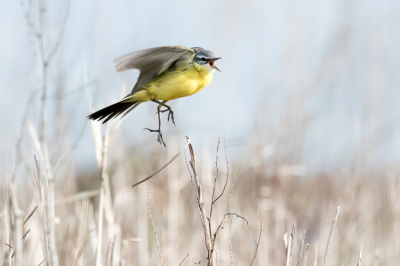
[[87, 100, 139, 123]]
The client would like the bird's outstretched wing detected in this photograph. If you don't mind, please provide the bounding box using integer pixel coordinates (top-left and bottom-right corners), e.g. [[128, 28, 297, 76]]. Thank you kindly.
[[114, 46, 203, 94]]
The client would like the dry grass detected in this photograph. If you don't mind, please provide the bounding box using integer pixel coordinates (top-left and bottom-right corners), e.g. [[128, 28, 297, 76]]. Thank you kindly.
[[2, 131, 400, 265]]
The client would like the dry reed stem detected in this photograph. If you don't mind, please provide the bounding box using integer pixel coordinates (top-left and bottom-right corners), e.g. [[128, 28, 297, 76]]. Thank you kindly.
[[54, 190, 99, 205], [285, 223, 295, 266], [249, 210, 262, 266], [296, 230, 306, 266], [106, 236, 115, 266], [357, 245, 362, 266], [313, 244, 318, 266], [75, 200, 89, 265], [303, 244, 310, 266], [32, 157, 49, 265], [9, 182, 23, 266], [23, 206, 37, 227], [95, 126, 110, 266], [323, 206, 340, 266]]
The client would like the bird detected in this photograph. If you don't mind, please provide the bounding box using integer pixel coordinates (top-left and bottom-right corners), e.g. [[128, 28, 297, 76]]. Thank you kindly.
[[87, 45, 221, 146]]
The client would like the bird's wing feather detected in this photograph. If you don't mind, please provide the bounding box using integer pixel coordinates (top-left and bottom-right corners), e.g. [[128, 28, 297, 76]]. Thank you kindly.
[[113, 46, 197, 94]]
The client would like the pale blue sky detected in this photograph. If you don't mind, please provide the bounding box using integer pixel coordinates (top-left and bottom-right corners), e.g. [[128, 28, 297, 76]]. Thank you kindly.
[[1, 0, 400, 175]]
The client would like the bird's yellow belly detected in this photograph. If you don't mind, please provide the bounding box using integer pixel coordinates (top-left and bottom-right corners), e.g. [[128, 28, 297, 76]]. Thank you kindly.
[[132, 68, 213, 102]]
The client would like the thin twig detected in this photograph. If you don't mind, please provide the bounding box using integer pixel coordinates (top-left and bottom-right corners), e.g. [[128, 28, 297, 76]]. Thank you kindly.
[[147, 187, 164, 266], [212, 137, 229, 205], [151, 252, 159, 266], [223, 213, 249, 225], [209, 138, 221, 233], [132, 140, 190, 188], [46, 0, 70, 64], [38, 259, 46, 266], [323, 206, 340, 266], [249, 210, 262, 266], [179, 253, 190, 266], [228, 217, 233, 266]]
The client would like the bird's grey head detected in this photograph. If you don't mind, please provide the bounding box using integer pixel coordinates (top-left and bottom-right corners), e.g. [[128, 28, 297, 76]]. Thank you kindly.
[[193, 50, 221, 71]]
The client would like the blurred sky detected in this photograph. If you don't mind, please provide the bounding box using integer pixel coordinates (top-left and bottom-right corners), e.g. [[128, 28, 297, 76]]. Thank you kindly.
[[1, 0, 400, 174]]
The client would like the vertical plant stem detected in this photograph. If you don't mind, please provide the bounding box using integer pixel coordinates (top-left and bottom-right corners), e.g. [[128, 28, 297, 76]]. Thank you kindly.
[[9, 183, 23, 266], [96, 127, 110, 266], [323, 206, 340, 266]]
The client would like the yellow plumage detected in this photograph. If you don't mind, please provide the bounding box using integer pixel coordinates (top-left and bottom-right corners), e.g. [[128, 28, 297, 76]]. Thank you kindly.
[[123, 59, 214, 103]]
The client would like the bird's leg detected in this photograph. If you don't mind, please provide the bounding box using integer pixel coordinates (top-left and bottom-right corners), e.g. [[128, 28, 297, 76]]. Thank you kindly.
[[144, 105, 166, 147], [151, 99, 175, 125]]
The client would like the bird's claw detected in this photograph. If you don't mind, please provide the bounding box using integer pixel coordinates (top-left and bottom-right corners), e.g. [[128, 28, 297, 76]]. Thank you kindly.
[[161, 109, 175, 125], [143, 128, 166, 147]]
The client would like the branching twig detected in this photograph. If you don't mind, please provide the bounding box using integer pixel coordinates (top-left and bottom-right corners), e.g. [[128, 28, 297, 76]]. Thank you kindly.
[[209, 138, 221, 234], [186, 137, 247, 266], [212, 137, 229, 205]]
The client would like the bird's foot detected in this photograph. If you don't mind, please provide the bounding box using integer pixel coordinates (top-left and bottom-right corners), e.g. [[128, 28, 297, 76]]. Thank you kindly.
[[143, 128, 166, 147], [161, 109, 175, 125]]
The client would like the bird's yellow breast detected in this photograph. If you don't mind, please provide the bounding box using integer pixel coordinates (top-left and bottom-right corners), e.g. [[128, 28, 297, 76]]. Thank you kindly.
[[131, 64, 214, 102]]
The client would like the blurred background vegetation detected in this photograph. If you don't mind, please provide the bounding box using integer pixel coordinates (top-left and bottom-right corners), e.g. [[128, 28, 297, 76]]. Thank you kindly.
[[1, 0, 399, 265]]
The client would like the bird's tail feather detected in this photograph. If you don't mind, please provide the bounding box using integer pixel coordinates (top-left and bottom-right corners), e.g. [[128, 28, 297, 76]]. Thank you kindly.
[[113, 102, 142, 129], [87, 100, 140, 124]]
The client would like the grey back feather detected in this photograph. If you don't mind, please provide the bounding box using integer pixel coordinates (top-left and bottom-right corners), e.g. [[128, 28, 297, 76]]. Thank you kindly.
[[114, 46, 202, 95]]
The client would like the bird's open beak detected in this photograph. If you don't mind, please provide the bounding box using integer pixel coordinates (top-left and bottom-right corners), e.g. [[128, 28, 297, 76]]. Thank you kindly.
[[210, 57, 221, 72]]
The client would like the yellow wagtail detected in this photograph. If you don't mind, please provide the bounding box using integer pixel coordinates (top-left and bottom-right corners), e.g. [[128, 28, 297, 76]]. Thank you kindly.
[[88, 45, 221, 146]]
